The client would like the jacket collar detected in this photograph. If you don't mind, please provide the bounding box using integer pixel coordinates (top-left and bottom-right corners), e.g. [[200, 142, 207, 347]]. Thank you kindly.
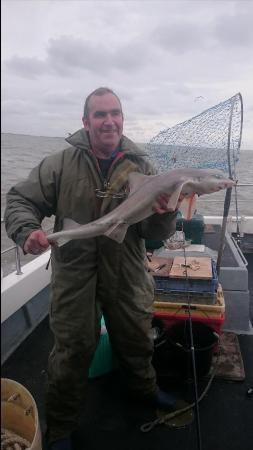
[[65, 128, 146, 158]]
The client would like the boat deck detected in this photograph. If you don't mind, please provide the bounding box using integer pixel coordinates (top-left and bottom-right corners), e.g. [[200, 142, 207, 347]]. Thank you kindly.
[[2, 254, 253, 450]]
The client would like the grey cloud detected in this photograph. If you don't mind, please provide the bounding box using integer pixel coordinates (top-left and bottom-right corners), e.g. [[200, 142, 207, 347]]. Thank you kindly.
[[152, 22, 208, 54], [2, 99, 38, 115], [5, 34, 156, 82], [42, 92, 78, 106], [214, 10, 253, 47], [5, 55, 47, 79], [125, 83, 194, 118], [151, 8, 253, 56], [113, 41, 149, 70], [47, 35, 151, 75], [4, 35, 112, 79], [46, 35, 113, 75]]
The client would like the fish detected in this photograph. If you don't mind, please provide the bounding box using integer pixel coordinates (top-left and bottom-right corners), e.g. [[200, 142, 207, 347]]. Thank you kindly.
[[47, 168, 235, 246]]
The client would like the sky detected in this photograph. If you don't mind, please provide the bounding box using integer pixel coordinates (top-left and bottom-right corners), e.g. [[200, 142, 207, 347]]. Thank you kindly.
[[1, 0, 253, 148]]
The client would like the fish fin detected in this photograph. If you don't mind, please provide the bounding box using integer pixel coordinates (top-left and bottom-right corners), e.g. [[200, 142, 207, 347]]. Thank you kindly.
[[165, 182, 186, 211], [62, 218, 82, 231], [56, 237, 71, 247], [104, 221, 129, 243], [47, 233, 71, 247], [179, 194, 198, 219], [128, 172, 155, 194]]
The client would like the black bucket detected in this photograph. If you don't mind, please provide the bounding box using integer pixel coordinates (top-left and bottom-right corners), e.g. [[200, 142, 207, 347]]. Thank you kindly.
[[167, 320, 219, 378]]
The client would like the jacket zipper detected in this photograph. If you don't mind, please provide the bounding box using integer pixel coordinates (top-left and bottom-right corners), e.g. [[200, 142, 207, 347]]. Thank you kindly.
[[90, 150, 126, 194]]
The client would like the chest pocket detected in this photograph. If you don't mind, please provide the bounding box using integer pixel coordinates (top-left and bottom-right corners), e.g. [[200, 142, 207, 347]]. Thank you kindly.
[[58, 176, 100, 223]]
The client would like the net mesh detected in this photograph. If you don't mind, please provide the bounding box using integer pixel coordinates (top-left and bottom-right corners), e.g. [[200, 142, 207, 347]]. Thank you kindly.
[[145, 93, 243, 177]]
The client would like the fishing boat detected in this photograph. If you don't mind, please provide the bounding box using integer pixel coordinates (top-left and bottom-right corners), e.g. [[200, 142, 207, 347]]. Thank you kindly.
[[1, 93, 253, 450], [1, 212, 253, 450]]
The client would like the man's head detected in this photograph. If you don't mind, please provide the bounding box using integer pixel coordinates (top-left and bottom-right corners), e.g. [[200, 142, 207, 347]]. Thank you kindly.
[[82, 87, 124, 157]]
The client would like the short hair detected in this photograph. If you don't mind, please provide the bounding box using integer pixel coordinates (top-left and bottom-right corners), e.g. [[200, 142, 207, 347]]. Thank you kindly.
[[83, 87, 122, 119]]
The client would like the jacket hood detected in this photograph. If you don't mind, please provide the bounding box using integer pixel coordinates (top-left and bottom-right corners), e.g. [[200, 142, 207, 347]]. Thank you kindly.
[[65, 128, 147, 158], [65, 128, 90, 151]]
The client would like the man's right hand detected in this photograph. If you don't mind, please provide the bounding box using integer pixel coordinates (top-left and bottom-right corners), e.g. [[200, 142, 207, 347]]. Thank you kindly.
[[23, 230, 50, 255]]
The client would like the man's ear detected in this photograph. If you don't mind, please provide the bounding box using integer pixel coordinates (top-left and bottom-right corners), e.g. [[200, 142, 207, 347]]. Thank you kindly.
[[82, 117, 89, 131]]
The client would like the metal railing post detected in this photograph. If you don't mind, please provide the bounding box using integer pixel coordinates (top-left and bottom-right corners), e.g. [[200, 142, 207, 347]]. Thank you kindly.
[[15, 245, 23, 275], [1, 219, 54, 277]]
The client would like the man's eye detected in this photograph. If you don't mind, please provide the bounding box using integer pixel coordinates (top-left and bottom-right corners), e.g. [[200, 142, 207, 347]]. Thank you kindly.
[[94, 112, 106, 118]]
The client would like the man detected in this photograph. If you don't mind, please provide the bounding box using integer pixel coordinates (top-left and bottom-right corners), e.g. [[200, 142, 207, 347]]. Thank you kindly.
[[5, 87, 179, 450]]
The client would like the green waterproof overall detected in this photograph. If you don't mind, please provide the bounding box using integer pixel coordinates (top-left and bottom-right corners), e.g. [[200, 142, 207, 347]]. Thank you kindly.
[[4, 129, 177, 443]]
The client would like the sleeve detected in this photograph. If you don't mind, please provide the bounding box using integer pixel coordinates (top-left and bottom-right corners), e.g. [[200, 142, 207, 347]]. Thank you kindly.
[[137, 210, 178, 240], [4, 152, 63, 249]]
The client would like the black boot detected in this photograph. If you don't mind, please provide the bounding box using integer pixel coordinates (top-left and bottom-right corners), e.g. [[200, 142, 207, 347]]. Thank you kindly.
[[148, 388, 176, 410]]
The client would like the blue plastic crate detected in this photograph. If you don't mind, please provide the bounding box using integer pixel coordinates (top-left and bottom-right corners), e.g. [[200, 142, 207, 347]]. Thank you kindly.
[[154, 260, 218, 295]]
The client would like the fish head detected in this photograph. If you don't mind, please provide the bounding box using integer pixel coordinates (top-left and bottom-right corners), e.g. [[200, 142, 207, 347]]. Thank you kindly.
[[181, 169, 235, 196]]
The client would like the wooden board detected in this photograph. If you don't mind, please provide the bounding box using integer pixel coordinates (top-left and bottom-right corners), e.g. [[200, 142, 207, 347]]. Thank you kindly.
[[147, 256, 174, 277], [169, 256, 212, 280]]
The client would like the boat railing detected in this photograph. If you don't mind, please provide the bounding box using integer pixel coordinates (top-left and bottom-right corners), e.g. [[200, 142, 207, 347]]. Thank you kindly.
[[1, 219, 53, 276]]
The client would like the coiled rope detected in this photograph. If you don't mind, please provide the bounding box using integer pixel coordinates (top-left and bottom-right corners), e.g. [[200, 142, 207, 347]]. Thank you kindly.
[[140, 340, 220, 432], [1, 428, 31, 450]]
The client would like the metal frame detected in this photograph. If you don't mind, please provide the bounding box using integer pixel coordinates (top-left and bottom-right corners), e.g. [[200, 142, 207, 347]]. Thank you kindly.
[[217, 93, 244, 274]]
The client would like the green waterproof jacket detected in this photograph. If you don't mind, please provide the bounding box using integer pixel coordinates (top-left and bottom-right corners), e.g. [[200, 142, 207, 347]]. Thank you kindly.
[[5, 129, 177, 311]]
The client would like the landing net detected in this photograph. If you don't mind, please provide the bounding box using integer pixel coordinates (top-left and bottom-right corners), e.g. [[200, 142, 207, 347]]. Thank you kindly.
[[146, 93, 243, 177]]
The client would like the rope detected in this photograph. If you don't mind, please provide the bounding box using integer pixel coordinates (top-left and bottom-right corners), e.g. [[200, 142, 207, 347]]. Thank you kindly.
[[1, 428, 31, 450], [140, 344, 220, 433]]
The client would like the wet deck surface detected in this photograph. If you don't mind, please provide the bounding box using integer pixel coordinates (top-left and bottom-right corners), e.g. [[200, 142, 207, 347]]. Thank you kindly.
[[2, 254, 253, 450]]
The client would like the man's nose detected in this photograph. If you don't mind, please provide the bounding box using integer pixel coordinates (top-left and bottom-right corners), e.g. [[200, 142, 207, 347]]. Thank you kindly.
[[104, 114, 114, 125]]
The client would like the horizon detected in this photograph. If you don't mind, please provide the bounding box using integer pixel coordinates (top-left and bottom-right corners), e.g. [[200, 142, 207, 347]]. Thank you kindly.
[[2, 131, 253, 151]]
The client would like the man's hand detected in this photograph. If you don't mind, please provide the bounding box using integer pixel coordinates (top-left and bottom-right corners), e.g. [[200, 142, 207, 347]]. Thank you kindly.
[[152, 193, 185, 215], [23, 230, 50, 255]]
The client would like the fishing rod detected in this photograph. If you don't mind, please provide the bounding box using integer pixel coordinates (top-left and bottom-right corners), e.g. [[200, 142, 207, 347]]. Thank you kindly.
[[142, 226, 203, 449], [182, 227, 202, 450]]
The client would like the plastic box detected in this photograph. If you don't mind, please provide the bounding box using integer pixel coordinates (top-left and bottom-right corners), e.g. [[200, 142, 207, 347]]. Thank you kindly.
[[154, 259, 218, 302], [223, 289, 250, 332], [154, 290, 216, 304], [154, 283, 225, 318], [176, 213, 205, 244], [154, 283, 225, 337]]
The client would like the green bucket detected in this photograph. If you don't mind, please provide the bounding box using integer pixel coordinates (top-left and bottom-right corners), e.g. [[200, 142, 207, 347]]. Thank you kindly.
[[88, 317, 117, 378]]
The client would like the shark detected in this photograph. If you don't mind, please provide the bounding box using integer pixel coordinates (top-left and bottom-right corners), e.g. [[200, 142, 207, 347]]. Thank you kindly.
[[47, 168, 235, 246]]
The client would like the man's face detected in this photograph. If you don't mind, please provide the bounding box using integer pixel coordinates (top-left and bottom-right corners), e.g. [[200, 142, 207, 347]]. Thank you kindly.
[[83, 93, 124, 155]]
